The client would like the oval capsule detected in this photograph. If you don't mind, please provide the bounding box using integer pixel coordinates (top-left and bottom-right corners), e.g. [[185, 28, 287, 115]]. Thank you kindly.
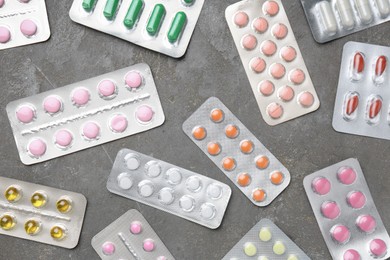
[[123, 0, 144, 29], [168, 12, 187, 43], [354, 0, 373, 24], [374, 55, 387, 84], [375, 0, 390, 17], [317, 1, 337, 35], [343, 92, 359, 121], [336, 0, 355, 30], [146, 4, 166, 36]]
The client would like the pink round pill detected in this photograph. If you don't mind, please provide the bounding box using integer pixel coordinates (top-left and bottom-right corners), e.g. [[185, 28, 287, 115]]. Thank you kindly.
[[269, 63, 285, 79], [55, 130, 73, 148], [98, 80, 116, 98], [252, 17, 268, 33], [0, 26, 10, 43], [72, 88, 90, 106], [347, 191, 366, 209], [43, 96, 62, 114], [102, 242, 115, 255], [136, 105, 154, 123], [298, 92, 314, 107], [343, 249, 361, 260], [280, 46, 297, 62], [337, 167, 357, 185], [16, 105, 35, 123], [272, 23, 288, 39], [370, 239, 387, 257], [143, 239, 155, 252], [130, 221, 142, 234], [259, 80, 274, 96], [331, 225, 350, 244], [250, 57, 266, 73], [357, 215, 376, 233], [125, 71, 143, 89], [312, 177, 331, 195], [241, 34, 257, 50], [267, 102, 283, 119], [20, 19, 37, 37], [289, 69, 305, 85], [263, 1, 279, 16], [321, 201, 340, 219], [0, 0, 4, 8], [28, 139, 46, 157], [234, 11, 249, 27], [261, 40, 277, 56], [157, 257, 167, 260], [278, 86, 294, 102], [82, 122, 100, 140], [110, 114, 128, 133]]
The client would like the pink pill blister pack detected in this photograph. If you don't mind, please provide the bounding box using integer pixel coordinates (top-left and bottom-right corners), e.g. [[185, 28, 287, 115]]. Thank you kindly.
[[6, 63, 165, 165], [332, 42, 390, 140], [303, 158, 390, 259], [222, 218, 310, 260], [106, 149, 232, 229], [0, 0, 50, 50], [182, 97, 290, 207], [92, 209, 175, 260], [0, 176, 87, 249], [225, 0, 320, 126]]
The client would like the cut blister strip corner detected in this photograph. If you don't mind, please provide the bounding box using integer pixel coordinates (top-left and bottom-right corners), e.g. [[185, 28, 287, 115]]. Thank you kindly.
[[91, 209, 175, 259], [182, 97, 290, 207], [6, 63, 165, 165], [106, 148, 232, 229]]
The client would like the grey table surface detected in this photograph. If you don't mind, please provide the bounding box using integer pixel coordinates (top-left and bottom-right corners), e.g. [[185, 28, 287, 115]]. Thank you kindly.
[[1, 1, 389, 259]]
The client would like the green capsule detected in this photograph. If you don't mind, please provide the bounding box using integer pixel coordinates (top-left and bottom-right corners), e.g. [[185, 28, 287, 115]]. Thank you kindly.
[[124, 0, 144, 29], [103, 0, 120, 20], [82, 0, 97, 12], [167, 12, 187, 43], [146, 4, 166, 36]]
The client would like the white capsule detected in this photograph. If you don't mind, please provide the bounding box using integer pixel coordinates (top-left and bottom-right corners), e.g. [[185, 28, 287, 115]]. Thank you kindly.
[[336, 0, 355, 29], [317, 1, 338, 34], [354, 0, 373, 23], [375, 0, 390, 17]]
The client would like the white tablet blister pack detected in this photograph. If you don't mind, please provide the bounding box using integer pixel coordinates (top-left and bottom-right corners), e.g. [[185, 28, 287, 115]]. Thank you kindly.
[[332, 42, 390, 140], [222, 218, 310, 260], [303, 158, 390, 259], [69, 0, 205, 58], [0, 0, 51, 50], [106, 149, 232, 229], [182, 97, 291, 207], [92, 209, 175, 260], [301, 0, 390, 43], [225, 0, 320, 126], [0, 176, 87, 248], [6, 63, 165, 165]]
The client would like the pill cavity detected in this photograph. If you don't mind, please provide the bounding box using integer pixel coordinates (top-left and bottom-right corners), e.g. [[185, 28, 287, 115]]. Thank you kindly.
[[354, 0, 373, 24], [259, 227, 272, 241], [287, 255, 298, 260], [273, 241, 286, 255], [280, 46, 297, 62], [252, 188, 266, 202], [222, 157, 236, 171], [192, 126, 207, 140], [125, 154, 140, 170], [261, 40, 277, 56], [130, 221, 142, 234], [0, 26, 11, 43], [317, 1, 337, 35], [102, 242, 115, 255], [255, 155, 269, 169], [243, 242, 257, 256], [351, 52, 365, 81], [344, 92, 359, 120], [278, 86, 294, 102], [321, 201, 340, 219], [337, 167, 357, 184], [24, 219, 41, 235], [179, 195, 195, 211], [375, 0, 390, 17], [207, 183, 222, 199], [331, 224, 350, 244], [186, 176, 202, 192], [82, 122, 100, 140], [0, 0, 4, 8], [269, 63, 285, 79], [0, 214, 16, 230], [28, 139, 47, 157], [123, 0, 144, 29], [343, 249, 361, 260], [50, 225, 67, 240], [241, 34, 257, 50], [225, 124, 239, 139], [367, 96, 382, 121], [312, 177, 331, 195], [145, 161, 162, 177], [370, 239, 387, 257], [168, 12, 187, 43], [374, 55, 387, 84], [234, 11, 249, 27], [237, 173, 251, 187], [289, 69, 305, 84], [98, 79, 116, 98], [55, 129, 73, 148], [166, 168, 182, 185], [16, 105, 35, 123], [146, 4, 166, 36], [143, 239, 155, 252], [240, 140, 254, 154], [250, 57, 266, 73], [272, 23, 288, 39], [356, 214, 376, 233], [31, 191, 47, 208], [82, 0, 97, 12], [210, 108, 224, 122], [298, 92, 315, 108], [72, 88, 90, 107], [207, 142, 221, 155], [263, 1, 279, 16], [5, 185, 22, 202], [125, 71, 143, 89], [270, 171, 284, 185], [110, 114, 128, 133], [267, 102, 283, 119], [158, 187, 174, 204], [20, 19, 37, 37], [347, 191, 366, 209], [136, 105, 154, 123], [259, 80, 275, 96], [117, 173, 133, 190], [336, 0, 355, 30], [138, 181, 154, 197], [43, 96, 62, 114], [200, 203, 216, 219], [252, 17, 268, 33], [103, 0, 120, 20]]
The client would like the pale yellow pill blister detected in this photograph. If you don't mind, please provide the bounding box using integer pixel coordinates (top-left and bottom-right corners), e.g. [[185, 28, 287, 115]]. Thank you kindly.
[[259, 227, 272, 241], [243, 242, 257, 256], [273, 241, 286, 255]]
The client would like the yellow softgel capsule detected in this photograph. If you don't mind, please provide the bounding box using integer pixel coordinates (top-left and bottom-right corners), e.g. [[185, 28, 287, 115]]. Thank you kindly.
[[287, 255, 299, 260], [273, 241, 286, 255], [259, 227, 272, 242], [31, 191, 47, 208], [56, 196, 72, 213], [24, 219, 41, 235], [243, 242, 257, 256], [0, 214, 16, 230], [50, 225, 67, 240], [5, 185, 22, 202]]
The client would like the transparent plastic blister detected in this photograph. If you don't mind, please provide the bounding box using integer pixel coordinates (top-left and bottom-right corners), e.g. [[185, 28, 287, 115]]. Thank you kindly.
[[0, 0, 51, 50], [6, 63, 165, 165], [0, 176, 87, 248], [225, 0, 320, 126], [91, 209, 175, 260], [69, 0, 205, 58], [182, 97, 290, 207], [222, 218, 310, 260], [332, 42, 390, 140], [106, 148, 232, 229], [301, 0, 390, 43], [303, 158, 390, 259]]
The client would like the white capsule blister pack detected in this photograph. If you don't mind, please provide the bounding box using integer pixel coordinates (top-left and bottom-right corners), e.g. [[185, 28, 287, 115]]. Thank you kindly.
[[69, 0, 204, 58], [222, 218, 310, 260], [225, 0, 320, 126], [303, 158, 390, 259], [332, 42, 390, 140], [0, 176, 87, 248], [106, 148, 232, 229], [301, 0, 390, 43], [6, 63, 165, 165], [92, 209, 175, 260], [182, 97, 290, 207], [0, 0, 51, 50]]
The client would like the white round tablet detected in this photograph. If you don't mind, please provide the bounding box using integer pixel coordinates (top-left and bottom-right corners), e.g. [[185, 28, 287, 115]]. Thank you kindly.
[[166, 168, 182, 185], [200, 203, 216, 219], [158, 188, 174, 204], [117, 173, 133, 190], [145, 161, 161, 178], [207, 183, 222, 199], [179, 195, 195, 212], [138, 181, 154, 197], [125, 154, 140, 170], [186, 176, 202, 192]]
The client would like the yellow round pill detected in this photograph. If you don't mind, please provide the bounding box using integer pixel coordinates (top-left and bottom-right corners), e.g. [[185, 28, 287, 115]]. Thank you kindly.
[[243, 242, 257, 256], [0, 214, 16, 230], [259, 227, 272, 242], [273, 241, 286, 255], [259, 256, 269, 260], [287, 255, 299, 260]]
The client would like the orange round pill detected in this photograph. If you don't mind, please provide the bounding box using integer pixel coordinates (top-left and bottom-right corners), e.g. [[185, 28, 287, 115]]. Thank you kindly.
[[237, 173, 251, 187], [210, 108, 224, 123], [252, 188, 266, 202], [225, 124, 239, 139], [240, 140, 254, 154], [255, 155, 269, 169], [192, 126, 207, 140], [207, 142, 221, 156], [270, 171, 284, 185], [222, 157, 236, 171]]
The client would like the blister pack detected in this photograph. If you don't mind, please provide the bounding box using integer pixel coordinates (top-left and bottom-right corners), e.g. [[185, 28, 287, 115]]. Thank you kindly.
[[301, 0, 390, 43], [332, 42, 390, 140], [225, 0, 320, 126], [0, 176, 87, 248], [303, 158, 390, 259], [0, 0, 50, 50], [182, 97, 290, 207], [106, 148, 232, 229], [222, 218, 310, 260], [6, 63, 165, 165], [92, 209, 175, 260], [69, 0, 204, 58]]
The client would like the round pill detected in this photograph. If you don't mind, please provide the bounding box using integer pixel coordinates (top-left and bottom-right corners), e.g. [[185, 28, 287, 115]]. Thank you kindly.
[[207, 183, 222, 199], [5, 185, 22, 202], [270, 63, 285, 79], [179, 195, 195, 212], [145, 161, 161, 177], [241, 34, 257, 50], [125, 154, 140, 170], [166, 168, 182, 185], [82, 122, 100, 140], [138, 181, 154, 197], [253, 17, 268, 33], [222, 157, 236, 171], [287, 255, 298, 260], [278, 86, 294, 102], [102, 242, 115, 255], [234, 11, 249, 27], [130, 221, 142, 234], [343, 249, 361, 260], [192, 126, 207, 140], [0, 0, 4, 8], [98, 80, 116, 97], [55, 130, 73, 148], [225, 124, 239, 138], [210, 108, 224, 122], [258, 256, 269, 260], [252, 188, 266, 202], [321, 201, 340, 219], [259, 80, 274, 96], [243, 242, 257, 256], [0, 26, 10, 43], [200, 203, 216, 219], [263, 1, 279, 16], [272, 23, 288, 39], [331, 224, 350, 244], [157, 256, 167, 260], [250, 57, 266, 73], [143, 239, 155, 252], [207, 142, 221, 156], [240, 140, 254, 154], [110, 114, 128, 133], [43, 96, 62, 114], [347, 191, 366, 209], [270, 171, 284, 185], [267, 103, 283, 119], [50, 225, 67, 240], [28, 139, 46, 157], [158, 188, 174, 204], [20, 19, 37, 37], [136, 105, 154, 123], [273, 241, 286, 255], [259, 227, 272, 241], [72, 88, 90, 106], [370, 239, 387, 257], [281, 46, 297, 62], [255, 155, 269, 169], [117, 173, 133, 190], [357, 214, 376, 233], [261, 40, 277, 56], [298, 92, 315, 107], [312, 177, 331, 195], [186, 176, 202, 192], [0, 213, 16, 230], [289, 69, 305, 85], [16, 105, 35, 123], [337, 167, 357, 185], [237, 173, 251, 187], [125, 71, 143, 89]]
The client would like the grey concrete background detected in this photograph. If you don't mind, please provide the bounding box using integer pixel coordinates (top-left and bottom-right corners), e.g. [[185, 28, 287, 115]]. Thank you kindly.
[[0, 0, 389, 259]]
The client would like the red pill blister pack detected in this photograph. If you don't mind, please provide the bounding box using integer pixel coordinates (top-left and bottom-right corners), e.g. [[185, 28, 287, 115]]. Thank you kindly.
[[333, 42, 390, 140], [92, 209, 175, 259], [182, 97, 290, 207], [6, 63, 165, 165], [0, 0, 51, 50], [303, 158, 390, 259], [225, 0, 320, 126]]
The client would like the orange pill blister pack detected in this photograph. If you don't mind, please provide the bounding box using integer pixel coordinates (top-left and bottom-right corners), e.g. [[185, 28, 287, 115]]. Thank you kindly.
[[333, 42, 390, 140], [182, 97, 290, 207], [225, 0, 320, 126], [0, 176, 87, 248]]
